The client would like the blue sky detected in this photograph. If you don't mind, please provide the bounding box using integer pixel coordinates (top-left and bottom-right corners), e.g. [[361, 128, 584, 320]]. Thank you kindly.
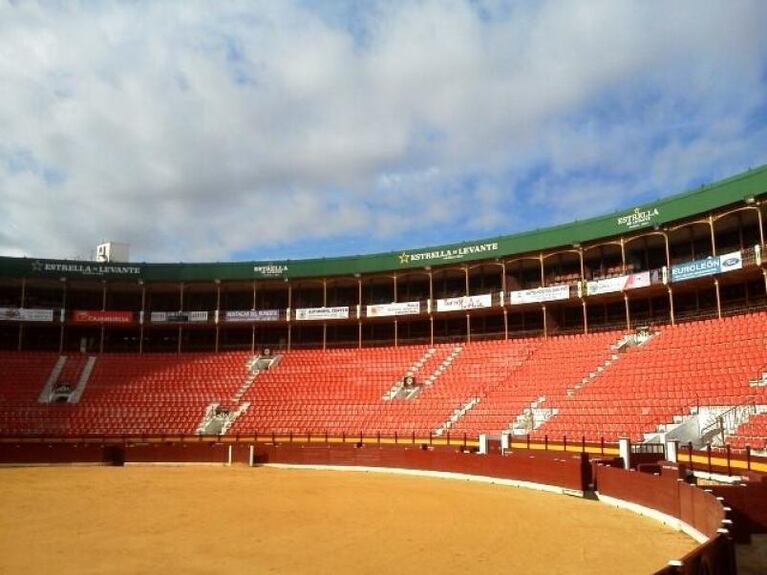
[[1, 0, 766, 262]]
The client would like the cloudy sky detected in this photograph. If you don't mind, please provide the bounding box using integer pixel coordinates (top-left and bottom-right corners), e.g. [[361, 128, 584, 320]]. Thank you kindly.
[[1, 0, 766, 263]]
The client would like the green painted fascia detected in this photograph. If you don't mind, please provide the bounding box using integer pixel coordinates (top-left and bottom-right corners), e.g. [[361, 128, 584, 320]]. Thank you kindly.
[[2, 163, 766, 282]]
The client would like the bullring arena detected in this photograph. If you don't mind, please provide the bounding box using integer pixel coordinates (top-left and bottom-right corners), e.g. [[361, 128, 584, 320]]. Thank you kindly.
[[1, 466, 695, 575], [3, 165, 767, 574]]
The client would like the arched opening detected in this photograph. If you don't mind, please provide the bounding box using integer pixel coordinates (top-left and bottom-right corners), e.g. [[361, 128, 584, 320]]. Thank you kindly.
[[326, 278, 358, 307], [543, 250, 581, 286], [624, 233, 668, 273], [713, 208, 761, 253], [468, 264, 503, 295], [432, 268, 466, 300], [505, 258, 541, 291], [583, 243, 623, 280], [668, 221, 713, 263]]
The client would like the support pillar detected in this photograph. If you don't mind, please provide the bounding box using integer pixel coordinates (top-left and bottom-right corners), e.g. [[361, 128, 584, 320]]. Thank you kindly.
[[139, 283, 146, 354], [59, 280, 67, 353], [18, 277, 26, 351], [619, 438, 631, 470], [624, 293, 631, 331], [668, 286, 675, 326], [429, 316, 434, 347], [666, 440, 678, 464], [99, 280, 107, 353], [178, 282, 184, 354], [714, 278, 722, 319], [215, 281, 221, 353], [287, 324, 292, 351], [763, 268, 767, 298]]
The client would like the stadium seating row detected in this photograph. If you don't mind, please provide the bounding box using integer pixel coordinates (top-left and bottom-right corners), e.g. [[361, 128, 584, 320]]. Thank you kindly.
[[1, 313, 765, 448]]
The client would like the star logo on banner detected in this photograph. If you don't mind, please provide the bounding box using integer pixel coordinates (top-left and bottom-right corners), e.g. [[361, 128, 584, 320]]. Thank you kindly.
[[399, 252, 410, 265], [31, 261, 44, 272]]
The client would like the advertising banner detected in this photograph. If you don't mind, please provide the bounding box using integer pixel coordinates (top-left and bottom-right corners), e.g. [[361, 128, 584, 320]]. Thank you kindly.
[[151, 311, 209, 323], [366, 301, 421, 318], [509, 284, 570, 305], [0, 307, 54, 322], [719, 250, 743, 273], [72, 310, 134, 324], [435, 294, 493, 312], [295, 306, 349, 321], [27, 260, 142, 279], [224, 310, 280, 322], [671, 251, 743, 283], [586, 271, 651, 296], [398, 242, 500, 266]]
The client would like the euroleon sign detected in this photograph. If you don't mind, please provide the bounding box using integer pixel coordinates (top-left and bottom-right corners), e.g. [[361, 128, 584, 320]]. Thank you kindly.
[[670, 251, 743, 283]]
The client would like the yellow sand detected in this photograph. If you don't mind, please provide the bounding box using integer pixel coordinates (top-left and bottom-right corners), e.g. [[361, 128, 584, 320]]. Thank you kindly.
[[0, 466, 696, 574]]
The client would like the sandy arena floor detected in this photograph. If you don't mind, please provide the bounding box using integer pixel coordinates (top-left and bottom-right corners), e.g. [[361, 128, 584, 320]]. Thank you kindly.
[[0, 466, 696, 574]]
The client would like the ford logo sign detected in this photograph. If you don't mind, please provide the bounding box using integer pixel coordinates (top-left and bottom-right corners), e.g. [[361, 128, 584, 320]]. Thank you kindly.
[[722, 258, 738, 266]]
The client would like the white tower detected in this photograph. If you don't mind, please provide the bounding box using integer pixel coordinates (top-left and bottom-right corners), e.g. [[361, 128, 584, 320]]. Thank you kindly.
[[95, 242, 130, 263]]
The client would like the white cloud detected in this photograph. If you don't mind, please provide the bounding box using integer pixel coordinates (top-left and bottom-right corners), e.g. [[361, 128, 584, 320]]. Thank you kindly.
[[0, 0, 765, 262]]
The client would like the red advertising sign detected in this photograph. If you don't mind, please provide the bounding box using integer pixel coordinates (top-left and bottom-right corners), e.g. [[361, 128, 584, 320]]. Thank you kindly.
[[71, 310, 134, 324]]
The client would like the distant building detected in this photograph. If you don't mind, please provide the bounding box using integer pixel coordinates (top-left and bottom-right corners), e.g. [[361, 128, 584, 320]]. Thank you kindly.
[[95, 242, 130, 263]]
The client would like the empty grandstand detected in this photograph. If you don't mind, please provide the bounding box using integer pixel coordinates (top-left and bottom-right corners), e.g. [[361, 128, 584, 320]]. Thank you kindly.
[[1, 164, 767, 454]]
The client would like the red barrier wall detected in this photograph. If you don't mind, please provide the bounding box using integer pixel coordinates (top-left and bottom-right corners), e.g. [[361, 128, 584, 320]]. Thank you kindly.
[[596, 464, 726, 539], [253, 444, 590, 492], [595, 464, 735, 575], [124, 443, 230, 464], [597, 465, 683, 520], [678, 482, 726, 541], [709, 483, 767, 539], [0, 442, 116, 465]]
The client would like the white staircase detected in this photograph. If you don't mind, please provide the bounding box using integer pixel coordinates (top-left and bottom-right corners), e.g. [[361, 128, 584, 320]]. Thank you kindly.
[[507, 333, 644, 435], [749, 371, 767, 387], [196, 401, 252, 435], [196, 354, 275, 435], [566, 352, 620, 397], [383, 346, 463, 401], [564, 329, 656, 397], [434, 396, 480, 436], [382, 348, 437, 400], [508, 396, 559, 436], [196, 402, 221, 434], [422, 345, 463, 386], [68, 356, 96, 403], [642, 403, 767, 447], [612, 328, 656, 352], [220, 401, 251, 435], [231, 355, 271, 402], [38, 355, 95, 404], [38, 356, 67, 403]]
